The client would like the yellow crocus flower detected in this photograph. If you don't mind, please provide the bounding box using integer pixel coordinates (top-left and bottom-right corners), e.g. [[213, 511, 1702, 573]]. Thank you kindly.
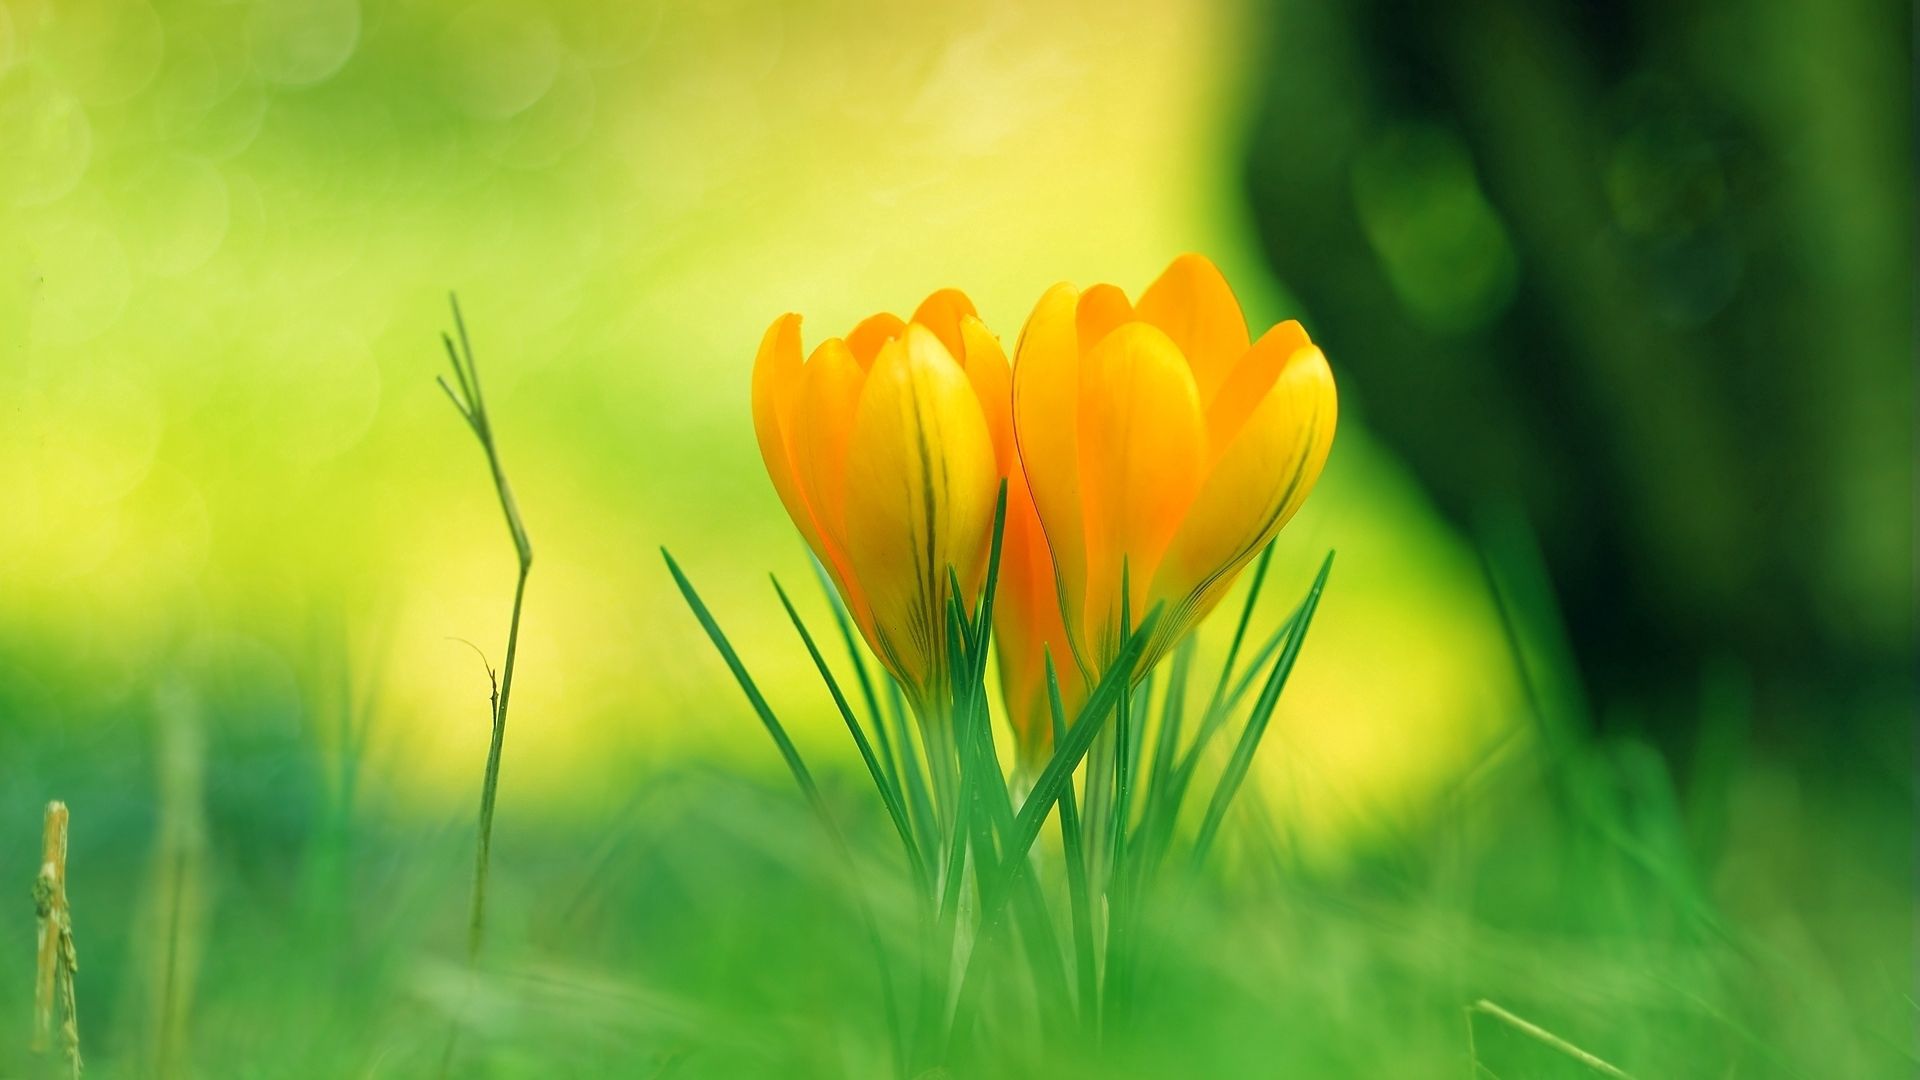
[[752, 289, 1013, 713], [1011, 253, 1338, 683]]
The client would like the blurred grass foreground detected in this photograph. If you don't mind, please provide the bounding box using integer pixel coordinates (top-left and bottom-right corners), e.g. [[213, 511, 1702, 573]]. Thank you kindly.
[[0, 0, 1910, 1077]]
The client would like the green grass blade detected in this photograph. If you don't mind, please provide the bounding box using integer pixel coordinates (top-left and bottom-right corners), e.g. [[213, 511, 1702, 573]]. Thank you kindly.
[[665, 551, 825, 808], [935, 743, 973, 930], [1105, 565, 1148, 1033], [661, 548, 906, 1068], [1203, 542, 1274, 717], [1131, 610, 1300, 884], [1048, 656, 1098, 1020], [1223, 611, 1297, 712], [1008, 605, 1162, 872], [944, 592, 1033, 923], [950, 612, 1162, 1045], [1104, 646, 1190, 1030], [1128, 666, 1154, 812], [773, 576, 928, 889], [1145, 547, 1293, 869], [972, 481, 1010, 648], [937, 595, 979, 920], [945, 484, 1016, 849], [439, 333, 475, 418], [883, 674, 939, 850], [1111, 561, 1134, 857], [944, 579, 1069, 1018], [1188, 552, 1334, 871], [1139, 639, 1194, 839], [1177, 601, 1304, 786], [809, 558, 908, 812], [813, 558, 938, 864], [1117, 638, 1196, 946], [447, 292, 487, 416], [946, 566, 978, 669]]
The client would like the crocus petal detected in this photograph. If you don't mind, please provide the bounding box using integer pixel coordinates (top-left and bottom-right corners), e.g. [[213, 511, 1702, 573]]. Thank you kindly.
[[1075, 282, 1133, 352], [1152, 344, 1337, 629], [846, 312, 905, 368], [751, 313, 818, 551], [1077, 321, 1206, 665], [1205, 319, 1310, 457], [1012, 282, 1090, 658], [911, 288, 977, 363], [994, 467, 1077, 766], [958, 315, 1013, 474], [1133, 253, 1251, 405], [843, 325, 1000, 693], [791, 337, 868, 564]]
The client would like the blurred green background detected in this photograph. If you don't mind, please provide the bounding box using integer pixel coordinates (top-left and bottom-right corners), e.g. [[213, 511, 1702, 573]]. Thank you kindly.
[[0, 0, 1908, 1075]]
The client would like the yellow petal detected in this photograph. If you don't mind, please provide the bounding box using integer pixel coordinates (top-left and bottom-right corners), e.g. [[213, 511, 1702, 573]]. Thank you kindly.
[[1205, 319, 1310, 457], [1152, 344, 1337, 630], [1011, 282, 1089, 667], [846, 312, 905, 368], [1133, 253, 1251, 404], [842, 324, 1000, 695], [1077, 321, 1206, 665]]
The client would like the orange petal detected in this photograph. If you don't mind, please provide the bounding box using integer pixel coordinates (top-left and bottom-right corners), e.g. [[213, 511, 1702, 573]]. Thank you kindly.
[[846, 312, 905, 368], [1153, 344, 1336, 629], [1076, 321, 1206, 665], [1075, 283, 1133, 353], [754, 315, 879, 645], [1011, 282, 1090, 671], [959, 315, 1014, 474], [791, 337, 868, 557], [911, 287, 978, 363], [751, 313, 814, 544], [1133, 253, 1251, 404], [994, 468, 1081, 765]]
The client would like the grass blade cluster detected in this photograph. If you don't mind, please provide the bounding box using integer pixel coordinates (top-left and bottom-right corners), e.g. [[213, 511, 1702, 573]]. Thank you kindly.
[[666, 475, 1335, 1071]]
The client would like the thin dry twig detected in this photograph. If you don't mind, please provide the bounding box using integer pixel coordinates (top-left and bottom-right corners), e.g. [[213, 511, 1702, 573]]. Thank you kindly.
[[33, 801, 81, 1078]]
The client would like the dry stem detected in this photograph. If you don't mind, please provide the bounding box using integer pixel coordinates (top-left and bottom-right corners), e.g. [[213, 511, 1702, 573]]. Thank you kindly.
[[32, 801, 81, 1078]]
